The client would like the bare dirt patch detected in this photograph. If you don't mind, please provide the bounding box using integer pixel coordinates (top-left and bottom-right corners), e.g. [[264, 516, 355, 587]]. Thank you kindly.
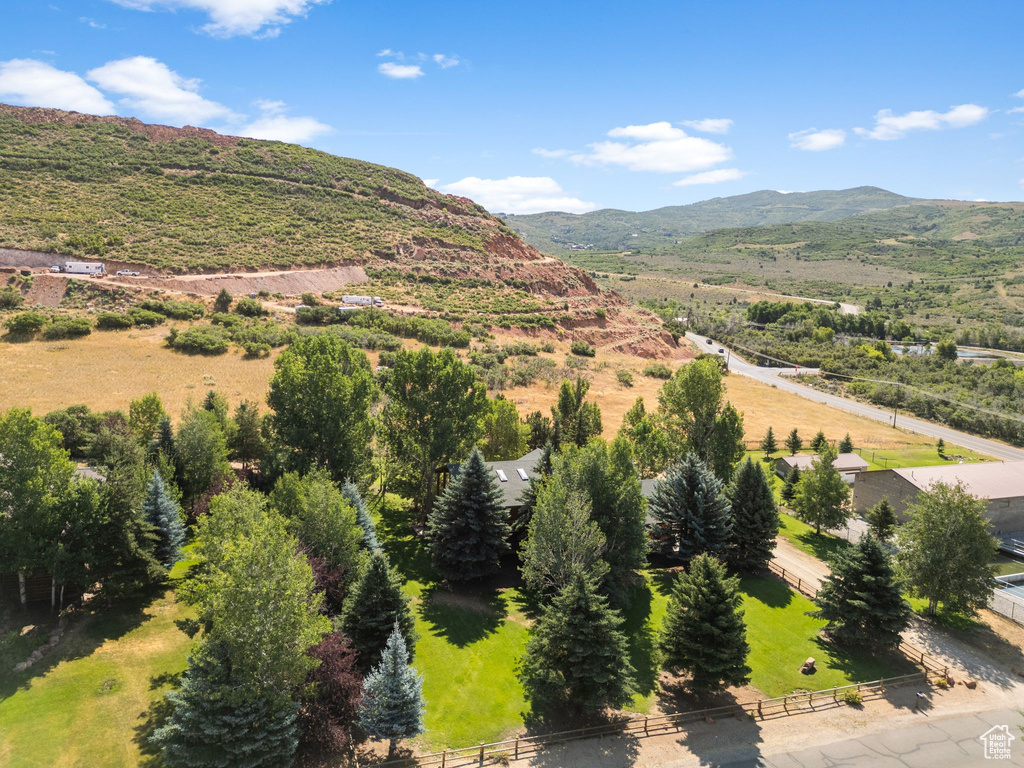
[[119, 265, 369, 297]]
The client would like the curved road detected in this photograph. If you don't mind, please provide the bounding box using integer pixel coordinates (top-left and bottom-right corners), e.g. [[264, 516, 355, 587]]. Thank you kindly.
[[687, 333, 1024, 462]]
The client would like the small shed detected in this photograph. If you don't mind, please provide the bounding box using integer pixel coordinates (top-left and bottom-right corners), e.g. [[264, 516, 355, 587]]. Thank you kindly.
[[775, 452, 869, 483]]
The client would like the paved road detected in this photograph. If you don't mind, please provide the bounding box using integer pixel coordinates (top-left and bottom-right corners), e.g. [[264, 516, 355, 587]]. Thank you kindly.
[[722, 708, 1024, 767], [687, 333, 1024, 462]]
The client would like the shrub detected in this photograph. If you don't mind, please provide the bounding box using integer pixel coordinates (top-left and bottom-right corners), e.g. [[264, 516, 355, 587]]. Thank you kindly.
[[234, 297, 267, 317], [570, 341, 596, 357], [42, 317, 93, 340], [140, 298, 205, 320], [167, 325, 230, 355], [594, 307, 607, 320], [540, 342, 555, 353], [4, 311, 47, 336], [643, 362, 673, 379], [96, 312, 135, 330], [127, 308, 165, 327], [0, 286, 24, 309], [841, 689, 863, 706], [301, 292, 320, 306], [616, 369, 634, 387]]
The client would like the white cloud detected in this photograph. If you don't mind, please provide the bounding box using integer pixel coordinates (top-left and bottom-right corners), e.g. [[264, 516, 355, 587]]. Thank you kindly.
[[80, 17, 107, 28], [376, 48, 395, 57], [109, 0, 328, 38], [532, 147, 572, 159], [788, 127, 846, 151], [235, 100, 330, 143], [432, 53, 460, 69], [854, 103, 989, 140], [87, 56, 235, 124], [1009, 106, 1024, 115], [1015, 89, 1024, 98], [422, 178, 438, 187], [682, 118, 732, 134], [440, 176, 597, 214], [672, 168, 748, 187], [378, 62, 424, 79], [0, 59, 114, 114], [572, 121, 732, 173]]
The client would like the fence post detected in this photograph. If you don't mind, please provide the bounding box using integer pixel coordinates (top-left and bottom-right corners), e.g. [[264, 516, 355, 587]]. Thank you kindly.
[[478, 742, 484, 766], [441, 749, 446, 768], [514, 738, 519, 760], [832, 686, 837, 703], [783, 696, 788, 714], [644, 715, 649, 735], [797, 577, 802, 593], [757, 700, 762, 718]]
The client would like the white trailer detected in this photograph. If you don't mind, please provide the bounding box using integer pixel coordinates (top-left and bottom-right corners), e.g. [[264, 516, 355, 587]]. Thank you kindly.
[[341, 295, 384, 307], [61, 261, 106, 275]]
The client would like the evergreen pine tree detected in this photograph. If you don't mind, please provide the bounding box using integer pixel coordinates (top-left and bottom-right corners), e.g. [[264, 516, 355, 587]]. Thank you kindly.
[[660, 554, 751, 693], [810, 430, 829, 453], [728, 458, 780, 572], [649, 453, 732, 562], [341, 551, 416, 671], [213, 288, 233, 313], [810, 535, 910, 648], [427, 447, 511, 581], [149, 415, 176, 463], [759, 426, 778, 459], [152, 643, 300, 768], [343, 479, 380, 552], [780, 466, 801, 504], [866, 498, 897, 541], [785, 428, 802, 456], [359, 624, 425, 759], [838, 433, 854, 453], [142, 471, 186, 568], [518, 572, 635, 714]]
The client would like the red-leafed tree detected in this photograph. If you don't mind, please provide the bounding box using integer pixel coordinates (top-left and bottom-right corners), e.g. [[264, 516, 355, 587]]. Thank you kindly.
[[300, 631, 363, 753], [305, 550, 348, 617]]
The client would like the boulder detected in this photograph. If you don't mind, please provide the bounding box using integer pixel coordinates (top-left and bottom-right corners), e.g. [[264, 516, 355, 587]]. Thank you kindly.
[[703, 716, 714, 725], [799, 657, 817, 675], [963, 679, 977, 690], [13, 661, 31, 673]]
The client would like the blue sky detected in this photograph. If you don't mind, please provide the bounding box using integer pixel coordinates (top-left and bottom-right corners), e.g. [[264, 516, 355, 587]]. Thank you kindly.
[[2, 0, 1023, 213]]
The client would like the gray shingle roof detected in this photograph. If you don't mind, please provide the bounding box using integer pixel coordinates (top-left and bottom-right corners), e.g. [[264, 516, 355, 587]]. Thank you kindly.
[[776, 452, 869, 473], [448, 448, 544, 508]]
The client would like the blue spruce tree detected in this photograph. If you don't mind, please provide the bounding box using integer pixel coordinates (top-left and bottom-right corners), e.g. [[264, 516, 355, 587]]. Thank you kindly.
[[359, 623, 425, 759], [143, 471, 186, 568], [649, 452, 732, 562], [343, 479, 380, 552], [151, 642, 300, 768]]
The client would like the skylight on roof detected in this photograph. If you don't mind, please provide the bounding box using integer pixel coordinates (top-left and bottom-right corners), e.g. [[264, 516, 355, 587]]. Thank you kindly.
[[517, 468, 529, 481], [496, 469, 508, 482]]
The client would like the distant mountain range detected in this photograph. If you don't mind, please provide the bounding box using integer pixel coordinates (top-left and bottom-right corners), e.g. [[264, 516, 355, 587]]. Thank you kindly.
[[503, 187, 934, 252]]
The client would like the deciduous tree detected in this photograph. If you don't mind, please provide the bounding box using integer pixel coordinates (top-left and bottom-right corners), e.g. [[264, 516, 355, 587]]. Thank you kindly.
[[268, 334, 377, 483], [381, 347, 487, 519], [896, 482, 997, 616], [128, 392, 167, 447], [793, 444, 850, 534], [618, 397, 670, 478], [480, 397, 530, 461], [300, 631, 363, 753], [551, 377, 602, 448]]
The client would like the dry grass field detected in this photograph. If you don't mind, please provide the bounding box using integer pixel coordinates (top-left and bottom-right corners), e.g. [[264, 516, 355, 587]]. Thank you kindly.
[[0, 324, 986, 458], [0, 324, 278, 417]]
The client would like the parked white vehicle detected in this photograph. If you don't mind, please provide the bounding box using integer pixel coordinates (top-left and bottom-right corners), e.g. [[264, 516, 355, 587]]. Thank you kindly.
[[116, 269, 140, 277]]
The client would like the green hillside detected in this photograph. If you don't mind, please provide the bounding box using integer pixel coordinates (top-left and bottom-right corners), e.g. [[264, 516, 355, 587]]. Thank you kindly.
[[0, 104, 514, 272], [504, 187, 922, 252]]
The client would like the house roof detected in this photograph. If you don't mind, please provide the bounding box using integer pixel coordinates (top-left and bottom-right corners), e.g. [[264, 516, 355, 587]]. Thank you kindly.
[[891, 460, 1024, 500], [448, 448, 545, 508], [777, 452, 869, 473]]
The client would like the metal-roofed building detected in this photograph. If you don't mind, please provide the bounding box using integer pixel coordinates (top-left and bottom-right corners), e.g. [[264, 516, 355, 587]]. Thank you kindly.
[[852, 460, 1024, 532], [775, 452, 869, 483], [442, 448, 545, 516]]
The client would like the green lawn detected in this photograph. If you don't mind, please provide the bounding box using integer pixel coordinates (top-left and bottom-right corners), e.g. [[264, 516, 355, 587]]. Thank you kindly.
[[777, 512, 851, 562], [992, 554, 1024, 577], [0, 586, 195, 768]]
